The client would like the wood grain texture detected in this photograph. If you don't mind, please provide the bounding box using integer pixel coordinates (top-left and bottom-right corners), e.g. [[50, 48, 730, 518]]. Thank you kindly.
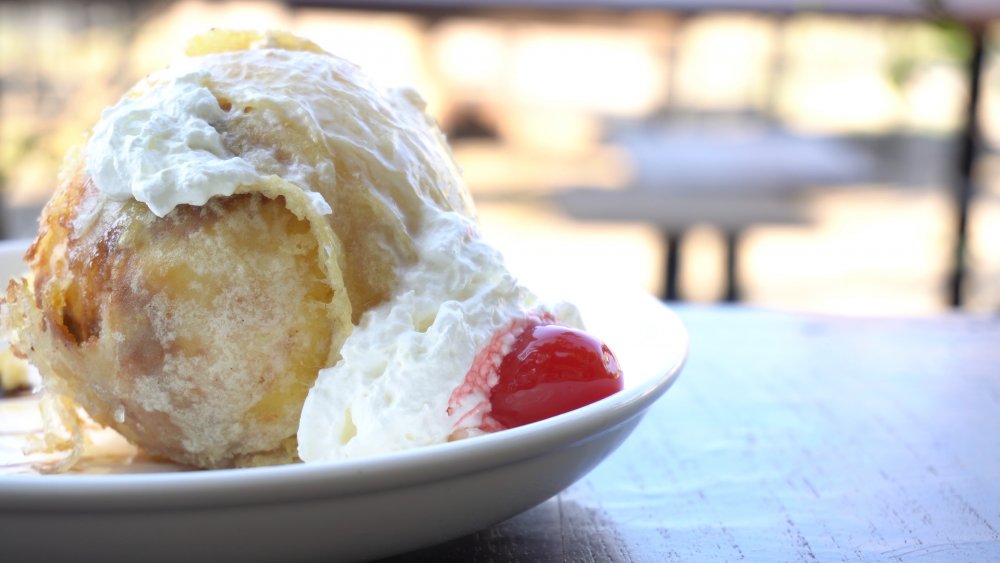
[[381, 305, 1000, 562]]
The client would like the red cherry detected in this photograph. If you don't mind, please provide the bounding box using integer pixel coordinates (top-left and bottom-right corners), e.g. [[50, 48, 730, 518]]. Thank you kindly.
[[489, 324, 624, 429]]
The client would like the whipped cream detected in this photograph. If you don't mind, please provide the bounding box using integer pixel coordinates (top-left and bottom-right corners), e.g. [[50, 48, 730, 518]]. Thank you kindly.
[[85, 58, 335, 218], [86, 68, 261, 217], [297, 210, 581, 461]]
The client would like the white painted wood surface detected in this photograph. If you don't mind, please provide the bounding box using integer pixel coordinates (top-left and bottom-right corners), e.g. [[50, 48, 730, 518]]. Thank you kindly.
[[385, 305, 1000, 561]]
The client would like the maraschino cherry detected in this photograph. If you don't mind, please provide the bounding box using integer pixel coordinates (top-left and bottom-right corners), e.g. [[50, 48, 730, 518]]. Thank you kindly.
[[489, 323, 623, 428]]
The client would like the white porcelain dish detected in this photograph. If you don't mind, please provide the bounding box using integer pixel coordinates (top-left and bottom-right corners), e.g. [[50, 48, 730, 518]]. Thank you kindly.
[[0, 238, 687, 562]]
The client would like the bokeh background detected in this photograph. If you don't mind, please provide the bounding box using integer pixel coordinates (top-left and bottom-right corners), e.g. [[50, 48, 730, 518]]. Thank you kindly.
[[1, 0, 999, 315]]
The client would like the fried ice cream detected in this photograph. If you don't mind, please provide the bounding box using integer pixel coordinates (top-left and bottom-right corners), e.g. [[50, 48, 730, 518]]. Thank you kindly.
[[1, 30, 472, 469]]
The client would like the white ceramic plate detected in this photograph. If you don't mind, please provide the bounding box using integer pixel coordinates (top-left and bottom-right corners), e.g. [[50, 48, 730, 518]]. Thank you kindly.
[[0, 238, 687, 562]]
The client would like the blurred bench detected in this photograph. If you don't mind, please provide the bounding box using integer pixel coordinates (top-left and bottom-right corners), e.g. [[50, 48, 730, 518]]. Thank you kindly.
[[551, 128, 873, 301]]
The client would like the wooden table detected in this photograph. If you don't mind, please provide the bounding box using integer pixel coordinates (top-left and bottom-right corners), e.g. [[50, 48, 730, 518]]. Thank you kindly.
[[383, 305, 1000, 561]]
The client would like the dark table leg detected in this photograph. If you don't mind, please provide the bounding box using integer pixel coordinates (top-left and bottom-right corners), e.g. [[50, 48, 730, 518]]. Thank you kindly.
[[949, 23, 985, 308], [662, 230, 683, 301], [662, 229, 742, 303], [723, 230, 741, 303]]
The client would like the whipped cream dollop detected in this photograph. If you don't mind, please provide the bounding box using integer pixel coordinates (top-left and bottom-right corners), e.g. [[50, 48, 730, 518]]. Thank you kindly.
[[297, 210, 581, 462], [86, 68, 261, 217], [85, 60, 333, 218]]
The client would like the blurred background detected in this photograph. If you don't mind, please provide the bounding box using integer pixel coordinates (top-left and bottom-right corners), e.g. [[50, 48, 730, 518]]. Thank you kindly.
[[1, 0, 999, 315]]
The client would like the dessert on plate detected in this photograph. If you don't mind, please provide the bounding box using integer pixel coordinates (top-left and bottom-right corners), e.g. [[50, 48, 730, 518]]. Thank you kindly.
[[0, 29, 623, 471]]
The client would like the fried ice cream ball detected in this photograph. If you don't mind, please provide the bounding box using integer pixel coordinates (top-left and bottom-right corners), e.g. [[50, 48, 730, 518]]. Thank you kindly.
[[1, 30, 473, 469]]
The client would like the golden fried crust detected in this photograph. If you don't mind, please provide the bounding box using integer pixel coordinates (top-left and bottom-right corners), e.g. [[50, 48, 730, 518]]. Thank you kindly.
[[6, 153, 348, 468], [184, 29, 325, 57]]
